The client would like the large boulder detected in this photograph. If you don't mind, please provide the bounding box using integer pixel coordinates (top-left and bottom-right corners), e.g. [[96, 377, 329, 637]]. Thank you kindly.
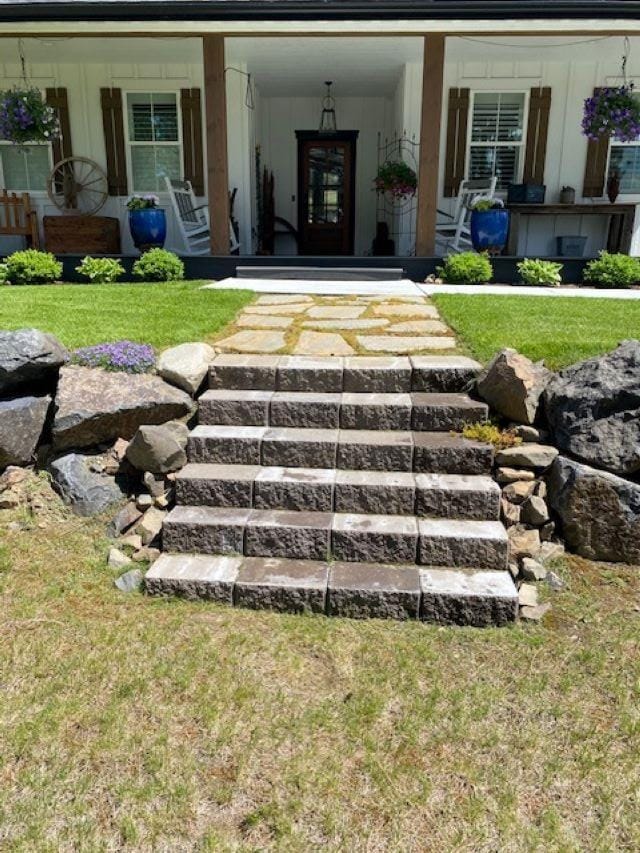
[[476, 348, 552, 425], [125, 422, 189, 474], [0, 394, 51, 468], [544, 340, 640, 476], [157, 342, 216, 395], [49, 452, 127, 516], [0, 328, 68, 394], [547, 455, 640, 564], [52, 366, 194, 451]]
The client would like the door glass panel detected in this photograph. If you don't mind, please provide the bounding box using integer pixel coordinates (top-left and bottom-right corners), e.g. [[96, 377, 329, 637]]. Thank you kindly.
[[307, 145, 345, 224]]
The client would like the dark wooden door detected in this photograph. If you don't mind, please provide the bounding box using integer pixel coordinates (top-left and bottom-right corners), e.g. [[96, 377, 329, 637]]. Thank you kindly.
[[296, 131, 358, 255]]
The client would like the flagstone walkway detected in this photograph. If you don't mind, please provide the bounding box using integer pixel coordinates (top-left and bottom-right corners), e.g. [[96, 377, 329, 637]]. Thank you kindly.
[[214, 294, 459, 356]]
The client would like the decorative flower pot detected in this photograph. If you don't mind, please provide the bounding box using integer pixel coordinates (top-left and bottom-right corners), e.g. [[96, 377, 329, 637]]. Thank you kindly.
[[470, 209, 510, 254], [128, 208, 167, 251]]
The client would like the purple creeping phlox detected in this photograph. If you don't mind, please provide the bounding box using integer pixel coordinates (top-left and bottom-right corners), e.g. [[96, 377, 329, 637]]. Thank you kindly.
[[72, 341, 156, 374]]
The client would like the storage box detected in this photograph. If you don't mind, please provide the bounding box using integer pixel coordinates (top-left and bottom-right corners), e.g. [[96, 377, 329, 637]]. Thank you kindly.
[[507, 184, 546, 204], [44, 215, 121, 254], [556, 235, 588, 257]]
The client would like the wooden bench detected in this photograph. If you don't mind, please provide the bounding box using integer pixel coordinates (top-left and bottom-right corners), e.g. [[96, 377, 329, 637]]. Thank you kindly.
[[0, 190, 40, 248]]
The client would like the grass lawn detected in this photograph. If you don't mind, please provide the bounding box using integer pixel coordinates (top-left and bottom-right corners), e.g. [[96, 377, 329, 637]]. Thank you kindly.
[[433, 293, 640, 369], [2, 489, 640, 850], [0, 281, 252, 350]]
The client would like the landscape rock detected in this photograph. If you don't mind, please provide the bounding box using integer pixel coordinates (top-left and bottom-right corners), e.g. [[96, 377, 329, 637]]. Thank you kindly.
[[501, 498, 521, 527], [131, 546, 160, 564], [157, 341, 216, 395], [115, 568, 143, 593], [546, 570, 565, 591], [544, 340, 640, 476], [511, 424, 543, 442], [476, 348, 552, 424], [495, 443, 559, 470], [52, 366, 193, 451], [0, 394, 51, 468], [0, 466, 29, 489], [520, 602, 551, 621], [49, 453, 126, 516], [136, 493, 154, 510], [547, 455, 640, 563], [120, 533, 143, 550], [0, 328, 68, 394], [520, 557, 547, 581], [539, 541, 565, 563], [109, 501, 142, 537], [108, 547, 132, 570], [502, 480, 536, 504], [518, 582, 539, 607], [135, 506, 166, 545], [539, 521, 556, 542], [125, 422, 189, 474], [508, 525, 541, 559], [521, 495, 550, 526], [496, 467, 535, 484], [143, 471, 166, 497]]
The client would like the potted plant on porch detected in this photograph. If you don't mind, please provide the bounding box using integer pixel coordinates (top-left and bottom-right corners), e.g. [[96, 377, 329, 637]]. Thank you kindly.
[[469, 196, 510, 254], [126, 194, 167, 252]]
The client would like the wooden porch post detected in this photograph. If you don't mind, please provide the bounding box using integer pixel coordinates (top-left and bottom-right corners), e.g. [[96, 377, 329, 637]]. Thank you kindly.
[[202, 34, 230, 255], [415, 34, 445, 256]]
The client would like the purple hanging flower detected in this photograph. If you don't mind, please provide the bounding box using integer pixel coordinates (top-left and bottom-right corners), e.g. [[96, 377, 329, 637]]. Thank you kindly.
[[0, 87, 60, 145], [582, 85, 640, 143]]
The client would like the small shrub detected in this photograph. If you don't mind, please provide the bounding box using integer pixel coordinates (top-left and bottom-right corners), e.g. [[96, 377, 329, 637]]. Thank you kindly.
[[462, 422, 522, 450], [0, 263, 8, 285], [517, 258, 563, 287], [5, 249, 62, 285], [132, 248, 184, 282], [583, 251, 640, 288], [76, 256, 125, 284], [437, 252, 493, 285], [72, 341, 155, 374]]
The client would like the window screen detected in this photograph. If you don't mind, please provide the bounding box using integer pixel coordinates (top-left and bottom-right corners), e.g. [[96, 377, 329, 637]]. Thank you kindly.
[[127, 93, 181, 192], [468, 93, 526, 190]]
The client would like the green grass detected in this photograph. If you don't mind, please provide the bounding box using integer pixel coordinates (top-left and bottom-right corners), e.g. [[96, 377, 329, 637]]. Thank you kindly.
[[2, 487, 640, 850], [0, 281, 252, 350], [433, 294, 640, 369]]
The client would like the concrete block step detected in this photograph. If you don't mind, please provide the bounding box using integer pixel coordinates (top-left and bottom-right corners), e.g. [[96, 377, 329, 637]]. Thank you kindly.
[[187, 426, 494, 474], [162, 506, 508, 569], [175, 463, 500, 520], [209, 355, 481, 394], [235, 265, 405, 281], [145, 554, 518, 626]]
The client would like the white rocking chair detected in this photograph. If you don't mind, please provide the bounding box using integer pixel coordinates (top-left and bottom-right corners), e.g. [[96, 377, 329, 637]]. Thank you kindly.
[[435, 177, 498, 254], [164, 177, 240, 255]]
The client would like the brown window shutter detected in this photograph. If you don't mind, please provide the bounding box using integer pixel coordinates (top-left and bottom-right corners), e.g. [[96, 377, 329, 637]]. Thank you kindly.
[[45, 87, 72, 165], [523, 86, 551, 185], [582, 88, 610, 198], [100, 88, 128, 196], [180, 88, 204, 195], [443, 87, 470, 197]]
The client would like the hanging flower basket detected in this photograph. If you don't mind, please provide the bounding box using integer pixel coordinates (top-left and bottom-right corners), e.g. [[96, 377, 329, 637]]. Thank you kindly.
[[0, 87, 60, 145], [582, 85, 640, 143], [374, 160, 417, 201]]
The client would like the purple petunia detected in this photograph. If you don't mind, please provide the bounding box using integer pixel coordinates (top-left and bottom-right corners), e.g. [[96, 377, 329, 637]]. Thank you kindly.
[[72, 341, 156, 374], [0, 87, 59, 145]]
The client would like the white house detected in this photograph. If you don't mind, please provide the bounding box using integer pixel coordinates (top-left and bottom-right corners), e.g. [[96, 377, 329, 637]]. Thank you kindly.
[[1, 0, 640, 265]]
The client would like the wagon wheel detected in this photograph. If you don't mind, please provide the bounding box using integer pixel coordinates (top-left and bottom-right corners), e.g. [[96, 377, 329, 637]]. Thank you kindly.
[[47, 156, 109, 215]]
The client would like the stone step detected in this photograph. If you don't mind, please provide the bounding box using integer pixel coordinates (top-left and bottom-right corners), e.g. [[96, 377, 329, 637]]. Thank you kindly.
[[145, 554, 518, 626], [199, 389, 487, 432], [162, 506, 508, 569], [187, 425, 494, 473], [209, 355, 481, 394], [235, 265, 405, 281], [175, 463, 500, 519]]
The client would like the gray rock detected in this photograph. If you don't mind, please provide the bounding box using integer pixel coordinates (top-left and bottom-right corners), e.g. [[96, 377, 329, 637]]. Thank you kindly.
[[125, 422, 189, 474], [109, 501, 143, 536], [0, 328, 68, 394], [135, 506, 166, 546], [511, 424, 542, 442], [544, 340, 640, 476], [476, 348, 552, 425], [547, 455, 640, 563], [518, 583, 538, 607], [156, 341, 216, 395], [508, 525, 541, 559], [521, 495, 550, 526], [502, 480, 536, 504], [495, 444, 559, 470], [546, 570, 565, 591], [52, 366, 193, 451], [0, 394, 51, 468], [108, 547, 132, 570], [49, 453, 126, 516], [520, 557, 547, 581], [496, 467, 535, 484], [539, 540, 565, 563], [115, 568, 143, 593], [501, 498, 521, 527], [520, 602, 551, 621]]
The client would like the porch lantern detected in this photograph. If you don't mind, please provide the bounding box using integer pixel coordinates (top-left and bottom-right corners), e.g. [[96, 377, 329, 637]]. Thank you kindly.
[[319, 81, 338, 134]]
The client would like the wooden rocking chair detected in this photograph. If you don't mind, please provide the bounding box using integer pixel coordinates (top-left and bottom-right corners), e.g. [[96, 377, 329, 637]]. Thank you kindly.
[[0, 190, 40, 248]]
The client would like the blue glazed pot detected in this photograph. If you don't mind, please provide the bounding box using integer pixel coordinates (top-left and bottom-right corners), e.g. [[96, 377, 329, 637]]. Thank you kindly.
[[129, 208, 167, 251], [470, 209, 510, 254]]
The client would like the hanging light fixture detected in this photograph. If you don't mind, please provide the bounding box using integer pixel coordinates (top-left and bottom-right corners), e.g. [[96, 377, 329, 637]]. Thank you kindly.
[[319, 81, 337, 133]]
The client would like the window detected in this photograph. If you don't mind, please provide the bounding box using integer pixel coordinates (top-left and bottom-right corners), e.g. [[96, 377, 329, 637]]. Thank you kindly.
[[126, 92, 181, 193], [0, 144, 51, 192], [468, 92, 526, 190], [608, 143, 640, 194]]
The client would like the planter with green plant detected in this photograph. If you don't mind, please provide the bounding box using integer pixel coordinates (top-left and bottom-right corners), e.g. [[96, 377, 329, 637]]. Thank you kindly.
[[127, 194, 166, 251], [469, 196, 510, 254], [374, 160, 417, 202]]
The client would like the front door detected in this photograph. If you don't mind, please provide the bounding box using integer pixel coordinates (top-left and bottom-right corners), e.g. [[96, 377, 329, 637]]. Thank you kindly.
[[296, 131, 358, 255]]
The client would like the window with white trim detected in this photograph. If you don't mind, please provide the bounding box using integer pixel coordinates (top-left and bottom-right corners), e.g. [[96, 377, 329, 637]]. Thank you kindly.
[[0, 143, 51, 192], [467, 92, 527, 190], [608, 142, 640, 194], [125, 92, 181, 193]]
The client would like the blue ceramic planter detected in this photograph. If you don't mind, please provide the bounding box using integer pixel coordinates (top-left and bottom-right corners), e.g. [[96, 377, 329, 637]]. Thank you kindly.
[[129, 208, 167, 251], [470, 209, 510, 254]]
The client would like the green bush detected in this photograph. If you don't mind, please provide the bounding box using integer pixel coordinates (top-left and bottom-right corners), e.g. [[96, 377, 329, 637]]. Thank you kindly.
[[5, 249, 62, 285], [132, 248, 184, 282], [517, 258, 563, 287], [76, 256, 125, 284], [437, 252, 493, 285], [583, 251, 640, 288], [0, 263, 8, 285], [462, 422, 522, 450]]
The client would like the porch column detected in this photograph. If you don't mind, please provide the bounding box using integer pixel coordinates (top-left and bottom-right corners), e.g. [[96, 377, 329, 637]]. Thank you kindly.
[[203, 34, 230, 255], [415, 34, 445, 256]]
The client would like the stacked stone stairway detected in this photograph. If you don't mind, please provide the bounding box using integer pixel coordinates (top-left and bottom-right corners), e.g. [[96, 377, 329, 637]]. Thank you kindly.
[[146, 355, 518, 626]]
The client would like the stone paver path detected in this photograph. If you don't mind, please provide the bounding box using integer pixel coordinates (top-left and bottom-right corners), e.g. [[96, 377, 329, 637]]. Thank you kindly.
[[215, 294, 458, 355]]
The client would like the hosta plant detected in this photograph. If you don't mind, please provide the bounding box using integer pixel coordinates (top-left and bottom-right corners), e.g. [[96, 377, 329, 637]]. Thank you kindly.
[[4, 249, 62, 285], [517, 258, 563, 287], [132, 248, 184, 282], [76, 256, 125, 284]]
